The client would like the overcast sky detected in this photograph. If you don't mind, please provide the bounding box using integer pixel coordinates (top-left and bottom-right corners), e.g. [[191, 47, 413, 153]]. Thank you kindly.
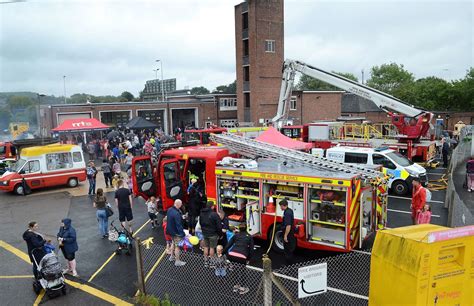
[[0, 0, 472, 97]]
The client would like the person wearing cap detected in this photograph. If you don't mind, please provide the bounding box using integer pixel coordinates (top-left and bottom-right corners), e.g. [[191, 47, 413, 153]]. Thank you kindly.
[[279, 199, 295, 265]]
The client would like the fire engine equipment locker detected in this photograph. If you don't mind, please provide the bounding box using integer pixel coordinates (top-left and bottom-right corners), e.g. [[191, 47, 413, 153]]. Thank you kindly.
[[369, 224, 474, 306]]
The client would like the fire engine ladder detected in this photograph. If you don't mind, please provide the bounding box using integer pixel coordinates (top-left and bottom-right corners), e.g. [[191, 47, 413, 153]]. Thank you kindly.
[[210, 133, 385, 182]]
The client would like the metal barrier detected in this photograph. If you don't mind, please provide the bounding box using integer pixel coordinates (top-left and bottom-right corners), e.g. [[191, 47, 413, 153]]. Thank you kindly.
[[136, 239, 373, 305], [340, 123, 396, 141], [445, 125, 474, 227]]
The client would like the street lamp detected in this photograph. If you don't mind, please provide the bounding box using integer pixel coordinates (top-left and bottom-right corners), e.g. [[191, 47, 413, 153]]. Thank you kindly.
[[37, 94, 46, 139], [63, 75, 67, 104], [153, 69, 160, 101], [155, 60, 165, 102]]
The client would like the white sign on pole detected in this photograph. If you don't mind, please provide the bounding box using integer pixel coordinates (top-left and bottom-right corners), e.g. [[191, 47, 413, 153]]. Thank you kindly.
[[298, 262, 327, 299]]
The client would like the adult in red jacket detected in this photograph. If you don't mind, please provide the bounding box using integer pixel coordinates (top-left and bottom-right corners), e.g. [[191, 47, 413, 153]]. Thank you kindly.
[[411, 178, 426, 225]]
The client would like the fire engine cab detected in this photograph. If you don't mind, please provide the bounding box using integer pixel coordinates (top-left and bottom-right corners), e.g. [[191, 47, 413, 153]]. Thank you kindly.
[[132, 134, 388, 253]]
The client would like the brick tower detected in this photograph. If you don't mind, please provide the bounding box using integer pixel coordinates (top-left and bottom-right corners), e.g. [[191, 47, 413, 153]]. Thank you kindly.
[[235, 0, 284, 126]]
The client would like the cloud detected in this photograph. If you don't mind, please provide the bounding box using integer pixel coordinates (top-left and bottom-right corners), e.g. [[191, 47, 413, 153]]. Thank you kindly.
[[0, 0, 471, 96]]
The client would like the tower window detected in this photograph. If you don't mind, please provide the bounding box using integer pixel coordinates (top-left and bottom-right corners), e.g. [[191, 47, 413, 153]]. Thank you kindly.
[[265, 40, 275, 53]]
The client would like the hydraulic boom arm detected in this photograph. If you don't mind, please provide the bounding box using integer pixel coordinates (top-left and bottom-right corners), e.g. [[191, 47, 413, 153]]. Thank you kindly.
[[272, 59, 433, 140]]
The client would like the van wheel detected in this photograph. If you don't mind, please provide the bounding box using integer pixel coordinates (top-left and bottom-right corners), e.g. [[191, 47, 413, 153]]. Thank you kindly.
[[392, 180, 408, 196], [67, 178, 78, 188], [14, 184, 24, 195], [268, 225, 284, 253]]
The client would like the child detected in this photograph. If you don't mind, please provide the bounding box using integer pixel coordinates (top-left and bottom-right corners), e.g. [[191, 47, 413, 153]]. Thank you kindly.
[[214, 245, 228, 277], [146, 196, 158, 228], [126, 169, 133, 194], [43, 239, 56, 254], [112, 159, 121, 176], [162, 216, 172, 255], [416, 204, 432, 224]]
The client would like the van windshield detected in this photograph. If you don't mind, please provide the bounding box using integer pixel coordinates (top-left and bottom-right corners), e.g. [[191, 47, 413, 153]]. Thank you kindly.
[[386, 152, 413, 167], [11, 158, 26, 172]]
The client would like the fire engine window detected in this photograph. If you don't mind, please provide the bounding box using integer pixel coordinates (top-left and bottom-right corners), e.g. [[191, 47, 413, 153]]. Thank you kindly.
[[163, 162, 178, 184], [0, 146, 4, 154], [202, 133, 210, 144], [135, 160, 152, 183], [344, 153, 368, 164], [73, 152, 82, 162], [24, 160, 40, 174]]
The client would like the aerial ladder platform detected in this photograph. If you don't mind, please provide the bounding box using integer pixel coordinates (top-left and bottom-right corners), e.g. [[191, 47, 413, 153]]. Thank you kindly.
[[210, 133, 386, 184]]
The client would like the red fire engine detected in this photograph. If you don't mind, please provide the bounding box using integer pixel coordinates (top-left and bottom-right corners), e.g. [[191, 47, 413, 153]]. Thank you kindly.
[[132, 133, 388, 253]]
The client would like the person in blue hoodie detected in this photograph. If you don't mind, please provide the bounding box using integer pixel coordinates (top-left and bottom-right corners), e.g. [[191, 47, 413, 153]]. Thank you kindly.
[[57, 218, 79, 276]]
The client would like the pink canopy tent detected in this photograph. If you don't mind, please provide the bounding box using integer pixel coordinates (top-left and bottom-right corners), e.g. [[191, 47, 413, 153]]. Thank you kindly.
[[256, 127, 312, 151]]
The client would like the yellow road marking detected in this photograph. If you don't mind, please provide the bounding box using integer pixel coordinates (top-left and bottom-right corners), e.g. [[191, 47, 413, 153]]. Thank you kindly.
[[66, 279, 132, 305], [135, 249, 167, 296], [144, 249, 167, 283], [87, 253, 116, 282], [0, 275, 33, 279], [0, 240, 31, 264], [132, 219, 150, 237], [0, 240, 131, 305], [88, 219, 149, 282], [33, 290, 45, 306]]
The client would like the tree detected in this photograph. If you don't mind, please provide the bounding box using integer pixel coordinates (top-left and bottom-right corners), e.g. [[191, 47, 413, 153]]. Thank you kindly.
[[213, 80, 236, 94], [121, 91, 134, 101], [451, 68, 474, 112], [7, 96, 34, 111], [411, 77, 453, 111], [191, 86, 210, 95], [296, 72, 359, 91], [366, 63, 415, 99]]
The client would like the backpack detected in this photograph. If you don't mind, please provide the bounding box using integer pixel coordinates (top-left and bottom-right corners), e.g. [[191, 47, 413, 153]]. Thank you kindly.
[[424, 187, 432, 203]]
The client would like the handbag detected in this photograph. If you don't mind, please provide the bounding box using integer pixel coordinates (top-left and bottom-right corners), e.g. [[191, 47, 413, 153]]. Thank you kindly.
[[105, 203, 114, 217]]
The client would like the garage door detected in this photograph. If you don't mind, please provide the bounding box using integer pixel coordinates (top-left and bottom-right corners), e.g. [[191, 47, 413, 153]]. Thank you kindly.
[[57, 113, 92, 125]]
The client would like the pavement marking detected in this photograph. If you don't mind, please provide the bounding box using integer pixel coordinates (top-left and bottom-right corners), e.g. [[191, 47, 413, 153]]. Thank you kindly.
[[0, 275, 33, 279], [132, 219, 151, 238], [33, 290, 45, 306], [144, 249, 167, 283], [0, 240, 131, 305], [66, 279, 133, 305], [388, 208, 441, 218], [0, 240, 31, 264], [87, 253, 116, 282], [388, 195, 445, 204], [89, 219, 150, 283]]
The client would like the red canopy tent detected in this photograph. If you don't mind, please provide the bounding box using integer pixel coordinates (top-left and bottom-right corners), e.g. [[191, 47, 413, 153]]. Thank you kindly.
[[52, 118, 109, 132], [256, 127, 312, 151]]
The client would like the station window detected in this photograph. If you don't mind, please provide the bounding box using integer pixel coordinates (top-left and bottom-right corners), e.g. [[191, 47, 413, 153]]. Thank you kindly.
[[290, 96, 297, 110], [265, 40, 275, 53], [219, 98, 237, 111]]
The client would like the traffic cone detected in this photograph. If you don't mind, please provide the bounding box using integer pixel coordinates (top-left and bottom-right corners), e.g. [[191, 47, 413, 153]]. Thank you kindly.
[[267, 196, 275, 213]]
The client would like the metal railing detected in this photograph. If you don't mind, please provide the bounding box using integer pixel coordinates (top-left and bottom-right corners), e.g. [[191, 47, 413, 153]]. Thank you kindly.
[[136, 239, 373, 305], [445, 125, 474, 227], [340, 123, 396, 141]]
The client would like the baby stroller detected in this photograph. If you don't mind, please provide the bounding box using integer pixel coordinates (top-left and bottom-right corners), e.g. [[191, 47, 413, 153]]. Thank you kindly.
[[463, 159, 474, 192], [109, 220, 134, 255], [32, 248, 66, 298]]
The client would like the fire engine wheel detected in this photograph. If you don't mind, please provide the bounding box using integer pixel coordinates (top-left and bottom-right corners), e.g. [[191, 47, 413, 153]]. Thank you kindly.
[[67, 178, 78, 188], [392, 180, 409, 196], [14, 184, 24, 195], [270, 227, 285, 253]]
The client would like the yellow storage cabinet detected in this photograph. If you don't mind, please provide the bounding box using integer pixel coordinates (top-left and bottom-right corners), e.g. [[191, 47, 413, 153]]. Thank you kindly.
[[369, 224, 474, 305]]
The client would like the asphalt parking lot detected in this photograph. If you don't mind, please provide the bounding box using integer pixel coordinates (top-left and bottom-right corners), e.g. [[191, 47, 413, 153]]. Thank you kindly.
[[0, 166, 449, 304]]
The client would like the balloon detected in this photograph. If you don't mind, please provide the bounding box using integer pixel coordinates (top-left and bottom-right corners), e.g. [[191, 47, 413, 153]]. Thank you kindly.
[[189, 236, 199, 246]]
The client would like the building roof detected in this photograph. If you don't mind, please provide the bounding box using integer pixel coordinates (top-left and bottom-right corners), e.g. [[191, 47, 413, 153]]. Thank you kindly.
[[341, 93, 382, 113]]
